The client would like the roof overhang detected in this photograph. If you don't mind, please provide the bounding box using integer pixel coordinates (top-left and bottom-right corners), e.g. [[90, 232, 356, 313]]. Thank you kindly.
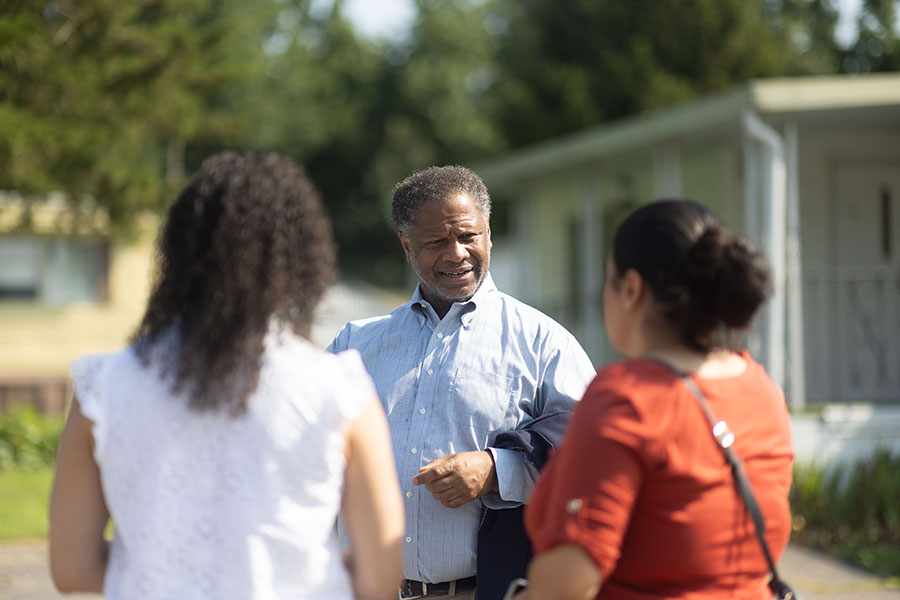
[[477, 73, 900, 189]]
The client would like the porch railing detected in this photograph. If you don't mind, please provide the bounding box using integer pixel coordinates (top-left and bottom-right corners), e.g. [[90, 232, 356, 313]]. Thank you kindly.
[[803, 266, 900, 404]]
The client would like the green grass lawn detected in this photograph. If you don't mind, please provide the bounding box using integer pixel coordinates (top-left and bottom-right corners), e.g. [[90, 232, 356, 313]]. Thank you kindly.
[[0, 468, 53, 540]]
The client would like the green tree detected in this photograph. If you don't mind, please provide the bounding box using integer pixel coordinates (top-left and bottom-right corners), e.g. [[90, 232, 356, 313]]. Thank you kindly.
[[486, 0, 801, 148], [484, 0, 898, 151], [351, 0, 505, 280], [770, 0, 842, 73], [4, 0, 894, 285], [210, 0, 401, 281], [841, 0, 900, 72], [218, 0, 505, 283], [0, 0, 243, 228]]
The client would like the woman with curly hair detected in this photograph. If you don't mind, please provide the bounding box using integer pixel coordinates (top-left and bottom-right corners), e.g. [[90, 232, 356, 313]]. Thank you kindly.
[[48, 151, 404, 599], [518, 200, 793, 599]]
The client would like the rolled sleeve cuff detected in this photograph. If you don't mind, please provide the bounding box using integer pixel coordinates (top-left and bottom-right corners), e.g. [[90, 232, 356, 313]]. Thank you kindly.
[[483, 447, 534, 508]]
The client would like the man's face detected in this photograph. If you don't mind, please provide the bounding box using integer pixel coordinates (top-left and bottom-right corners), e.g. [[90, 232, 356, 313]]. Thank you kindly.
[[399, 193, 492, 315]]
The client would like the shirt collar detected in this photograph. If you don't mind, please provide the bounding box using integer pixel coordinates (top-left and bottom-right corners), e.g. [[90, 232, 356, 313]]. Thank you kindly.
[[409, 273, 498, 325]]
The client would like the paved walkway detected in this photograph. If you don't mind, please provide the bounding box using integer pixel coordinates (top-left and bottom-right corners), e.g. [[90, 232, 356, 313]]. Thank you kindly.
[[0, 541, 98, 600], [778, 545, 900, 599], [1, 539, 897, 599]]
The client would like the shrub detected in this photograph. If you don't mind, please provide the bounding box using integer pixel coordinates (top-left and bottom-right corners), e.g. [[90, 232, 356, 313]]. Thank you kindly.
[[0, 406, 64, 471], [791, 449, 900, 577]]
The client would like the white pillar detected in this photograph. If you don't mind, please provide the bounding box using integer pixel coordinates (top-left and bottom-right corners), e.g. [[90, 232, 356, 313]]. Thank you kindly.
[[743, 112, 787, 395], [785, 121, 806, 411], [742, 123, 763, 358], [578, 176, 603, 362]]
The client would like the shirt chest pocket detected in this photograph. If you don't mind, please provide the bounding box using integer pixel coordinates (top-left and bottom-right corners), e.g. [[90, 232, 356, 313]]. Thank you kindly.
[[450, 369, 519, 442]]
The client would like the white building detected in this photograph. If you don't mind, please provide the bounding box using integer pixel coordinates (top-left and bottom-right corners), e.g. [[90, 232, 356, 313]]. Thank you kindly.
[[479, 73, 900, 466]]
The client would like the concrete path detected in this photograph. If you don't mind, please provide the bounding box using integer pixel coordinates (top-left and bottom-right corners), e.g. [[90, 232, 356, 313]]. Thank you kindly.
[[778, 544, 900, 599], [0, 540, 98, 600], [1, 539, 897, 599]]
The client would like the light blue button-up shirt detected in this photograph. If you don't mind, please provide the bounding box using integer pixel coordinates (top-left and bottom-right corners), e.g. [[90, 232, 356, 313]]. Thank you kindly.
[[328, 274, 595, 583]]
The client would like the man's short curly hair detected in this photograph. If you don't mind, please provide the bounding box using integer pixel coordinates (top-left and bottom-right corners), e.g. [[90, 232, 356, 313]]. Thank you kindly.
[[391, 165, 491, 233], [132, 150, 336, 414]]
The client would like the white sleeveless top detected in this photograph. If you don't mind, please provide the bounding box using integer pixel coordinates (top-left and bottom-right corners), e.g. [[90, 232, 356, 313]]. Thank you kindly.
[[69, 327, 374, 600]]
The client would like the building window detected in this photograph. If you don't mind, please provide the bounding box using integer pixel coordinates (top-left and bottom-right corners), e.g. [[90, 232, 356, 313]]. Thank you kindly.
[[0, 236, 108, 305], [0, 237, 40, 300]]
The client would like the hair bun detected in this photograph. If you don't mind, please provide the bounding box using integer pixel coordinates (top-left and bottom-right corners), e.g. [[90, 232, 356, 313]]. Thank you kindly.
[[683, 226, 772, 328], [684, 225, 729, 286], [716, 234, 772, 328]]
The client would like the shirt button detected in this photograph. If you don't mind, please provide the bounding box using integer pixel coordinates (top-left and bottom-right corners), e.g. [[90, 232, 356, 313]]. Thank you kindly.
[[405, 536, 412, 543], [411, 448, 418, 454], [427, 369, 433, 375], [436, 333, 443, 339], [406, 491, 413, 498], [566, 498, 584, 513], [419, 408, 426, 415]]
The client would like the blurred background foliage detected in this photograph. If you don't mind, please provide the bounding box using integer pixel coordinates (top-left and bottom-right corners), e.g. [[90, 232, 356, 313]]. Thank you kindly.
[[0, 405, 62, 471], [1, 0, 899, 284], [791, 449, 900, 577]]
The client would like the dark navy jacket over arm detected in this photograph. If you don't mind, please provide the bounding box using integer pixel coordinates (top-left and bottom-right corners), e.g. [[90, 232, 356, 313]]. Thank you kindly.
[[476, 410, 573, 600]]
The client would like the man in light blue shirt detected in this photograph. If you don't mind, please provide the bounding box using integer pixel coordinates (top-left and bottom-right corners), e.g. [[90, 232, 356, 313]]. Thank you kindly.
[[328, 165, 595, 599]]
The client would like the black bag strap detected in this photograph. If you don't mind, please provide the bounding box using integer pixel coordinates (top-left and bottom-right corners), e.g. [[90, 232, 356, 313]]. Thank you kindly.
[[645, 357, 795, 599], [680, 375, 795, 599]]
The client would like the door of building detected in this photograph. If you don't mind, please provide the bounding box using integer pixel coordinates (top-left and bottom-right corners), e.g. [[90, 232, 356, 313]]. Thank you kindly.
[[834, 164, 900, 402]]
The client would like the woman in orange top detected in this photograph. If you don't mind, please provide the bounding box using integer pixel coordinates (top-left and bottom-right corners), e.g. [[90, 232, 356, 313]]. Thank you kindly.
[[521, 199, 793, 599]]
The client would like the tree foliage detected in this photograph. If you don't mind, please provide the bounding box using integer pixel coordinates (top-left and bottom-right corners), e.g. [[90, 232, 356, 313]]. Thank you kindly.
[[1, 0, 898, 282], [203, 1, 396, 278], [486, 0, 842, 148], [844, 0, 900, 72], [0, 0, 242, 227]]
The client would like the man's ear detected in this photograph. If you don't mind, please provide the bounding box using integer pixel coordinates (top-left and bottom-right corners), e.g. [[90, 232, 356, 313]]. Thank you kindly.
[[486, 223, 492, 250], [398, 232, 412, 264]]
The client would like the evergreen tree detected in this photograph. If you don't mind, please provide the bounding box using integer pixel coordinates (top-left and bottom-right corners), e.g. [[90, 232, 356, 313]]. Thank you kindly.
[[0, 0, 243, 227], [486, 0, 797, 148]]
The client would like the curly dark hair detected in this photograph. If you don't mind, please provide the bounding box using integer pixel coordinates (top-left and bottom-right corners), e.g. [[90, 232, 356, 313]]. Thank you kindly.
[[132, 150, 336, 414], [611, 199, 772, 352], [391, 165, 491, 233]]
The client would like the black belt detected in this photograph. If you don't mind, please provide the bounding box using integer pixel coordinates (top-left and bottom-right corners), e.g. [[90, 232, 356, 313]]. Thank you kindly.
[[399, 576, 477, 598]]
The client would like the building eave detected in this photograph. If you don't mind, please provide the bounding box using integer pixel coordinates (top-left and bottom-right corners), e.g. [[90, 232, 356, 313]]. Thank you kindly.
[[750, 72, 900, 113], [478, 73, 900, 192]]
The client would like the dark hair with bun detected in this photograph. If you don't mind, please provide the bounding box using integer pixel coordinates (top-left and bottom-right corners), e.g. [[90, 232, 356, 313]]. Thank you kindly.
[[610, 199, 772, 352]]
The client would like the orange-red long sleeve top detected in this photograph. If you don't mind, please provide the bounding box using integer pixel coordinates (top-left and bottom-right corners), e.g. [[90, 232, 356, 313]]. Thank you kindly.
[[526, 354, 793, 599]]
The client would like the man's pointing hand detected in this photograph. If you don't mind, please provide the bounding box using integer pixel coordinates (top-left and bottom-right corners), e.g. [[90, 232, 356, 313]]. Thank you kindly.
[[412, 450, 499, 508]]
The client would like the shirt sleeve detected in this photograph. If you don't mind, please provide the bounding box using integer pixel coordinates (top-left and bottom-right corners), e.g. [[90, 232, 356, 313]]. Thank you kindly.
[[536, 333, 595, 415], [326, 323, 350, 355], [331, 348, 379, 425], [488, 332, 595, 506], [69, 353, 110, 461], [483, 447, 531, 507], [525, 379, 649, 577]]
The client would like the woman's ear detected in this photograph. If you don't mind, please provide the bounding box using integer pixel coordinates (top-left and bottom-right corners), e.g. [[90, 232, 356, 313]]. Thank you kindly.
[[620, 268, 645, 311]]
